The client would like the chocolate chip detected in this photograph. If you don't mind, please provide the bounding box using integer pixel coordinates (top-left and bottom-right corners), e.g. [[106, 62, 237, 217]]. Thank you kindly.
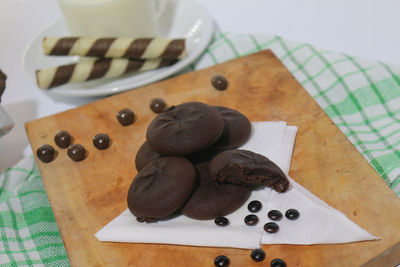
[[211, 75, 228, 91], [214, 255, 230, 267], [214, 217, 229, 227], [264, 222, 279, 233], [244, 214, 259, 226], [268, 210, 282, 221], [285, 209, 300, 220], [36, 144, 55, 163], [248, 200, 262, 213], [251, 249, 266, 262], [150, 98, 166, 113], [67, 144, 86, 161], [54, 130, 71, 148], [93, 133, 110, 150], [270, 258, 286, 267], [116, 108, 135, 126]]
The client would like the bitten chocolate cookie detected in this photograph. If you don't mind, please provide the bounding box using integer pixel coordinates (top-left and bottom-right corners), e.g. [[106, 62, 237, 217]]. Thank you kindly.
[[146, 102, 224, 155], [182, 161, 251, 220], [127, 157, 196, 220], [135, 141, 163, 171], [213, 106, 252, 149], [210, 150, 289, 192]]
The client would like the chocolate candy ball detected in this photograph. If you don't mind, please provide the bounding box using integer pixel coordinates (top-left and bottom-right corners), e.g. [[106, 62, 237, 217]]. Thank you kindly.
[[244, 214, 259, 226], [54, 130, 71, 148], [251, 249, 266, 262], [248, 200, 262, 213], [211, 75, 228, 91], [285, 209, 300, 220], [264, 222, 279, 233], [150, 98, 167, 113], [36, 144, 55, 163], [268, 210, 283, 221], [214, 217, 229, 227], [67, 144, 86, 161], [270, 258, 287, 267], [116, 108, 135, 126], [93, 133, 110, 150], [214, 255, 230, 267]]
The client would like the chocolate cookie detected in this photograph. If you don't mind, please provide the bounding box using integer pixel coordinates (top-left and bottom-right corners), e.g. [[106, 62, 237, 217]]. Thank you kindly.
[[146, 102, 224, 155], [127, 157, 197, 220], [187, 146, 225, 165], [135, 141, 163, 171], [210, 150, 289, 192], [213, 106, 252, 149], [182, 161, 251, 220]]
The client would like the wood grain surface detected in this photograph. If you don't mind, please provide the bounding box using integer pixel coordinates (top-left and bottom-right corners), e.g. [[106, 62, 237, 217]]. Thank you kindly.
[[25, 50, 400, 267]]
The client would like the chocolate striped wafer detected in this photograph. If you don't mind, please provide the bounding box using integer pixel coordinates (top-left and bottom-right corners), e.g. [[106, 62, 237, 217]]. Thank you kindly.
[[43, 37, 187, 60], [35, 58, 177, 89]]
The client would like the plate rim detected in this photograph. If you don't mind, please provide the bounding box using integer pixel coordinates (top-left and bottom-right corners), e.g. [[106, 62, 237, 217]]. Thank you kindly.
[[22, 0, 214, 98]]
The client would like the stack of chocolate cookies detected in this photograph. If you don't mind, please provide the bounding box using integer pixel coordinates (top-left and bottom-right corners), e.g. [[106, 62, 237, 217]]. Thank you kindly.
[[128, 102, 289, 222]]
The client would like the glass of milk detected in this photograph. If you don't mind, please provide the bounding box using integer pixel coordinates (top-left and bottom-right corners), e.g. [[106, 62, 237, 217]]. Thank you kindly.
[[57, 0, 166, 37]]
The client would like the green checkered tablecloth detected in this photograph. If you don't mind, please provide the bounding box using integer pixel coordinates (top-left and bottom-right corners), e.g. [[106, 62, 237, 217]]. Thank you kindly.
[[1, 32, 400, 266]]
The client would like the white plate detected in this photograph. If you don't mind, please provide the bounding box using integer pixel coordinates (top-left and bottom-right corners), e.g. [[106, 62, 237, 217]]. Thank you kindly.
[[23, 0, 214, 97]]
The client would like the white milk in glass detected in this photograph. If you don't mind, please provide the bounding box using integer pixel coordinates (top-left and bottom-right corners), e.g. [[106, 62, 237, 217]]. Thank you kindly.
[[57, 0, 160, 37]]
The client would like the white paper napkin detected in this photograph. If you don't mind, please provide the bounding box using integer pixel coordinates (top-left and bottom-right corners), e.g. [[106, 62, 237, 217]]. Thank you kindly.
[[95, 121, 378, 249], [260, 177, 378, 244]]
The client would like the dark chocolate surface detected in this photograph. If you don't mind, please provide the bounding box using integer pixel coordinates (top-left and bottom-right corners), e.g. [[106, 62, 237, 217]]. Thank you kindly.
[[212, 106, 252, 149], [268, 210, 283, 221], [264, 222, 279, 233], [160, 39, 186, 59], [36, 144, 55, 163], [285, 209, 300, 220], [182, 161, 251, 220], [116, 108, 135, 126], [211, 75, 228, 91], [93, 133, 110, 150], [67, 144, 86, 161], [54, 130, 71, 149], [247, 200, 262, 213], [146, 102, 224, 155], [210, 149, 289, 192], [149, 98, 166, 113], [214, 216, 229, 227], [214, 255, 230, 267], [250, 249, 266, 262], [135, 141, 163, 171], [50, 37, 79, 55], [244, 214, 259, 226], [48, 64, 75, 89], [127, 157, 196, 219], [270, 258, 287, 267]]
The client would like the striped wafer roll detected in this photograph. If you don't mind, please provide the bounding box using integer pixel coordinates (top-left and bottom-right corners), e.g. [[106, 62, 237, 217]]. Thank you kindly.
[[35, 58, 177, 89], [43, 37, 187, 60]]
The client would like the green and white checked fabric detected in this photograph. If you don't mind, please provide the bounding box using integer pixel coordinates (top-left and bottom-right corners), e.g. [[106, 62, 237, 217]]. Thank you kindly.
[[190, 32, 400, 196], [1, 32, 400, 266], [0, 156, 69, 266]]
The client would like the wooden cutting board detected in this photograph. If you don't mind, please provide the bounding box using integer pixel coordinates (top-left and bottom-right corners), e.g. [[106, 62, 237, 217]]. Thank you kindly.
[[25, 50, 400, 267]]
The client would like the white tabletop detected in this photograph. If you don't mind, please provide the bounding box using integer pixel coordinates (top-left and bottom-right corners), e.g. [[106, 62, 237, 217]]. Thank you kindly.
[[1, 0, 400, 171]]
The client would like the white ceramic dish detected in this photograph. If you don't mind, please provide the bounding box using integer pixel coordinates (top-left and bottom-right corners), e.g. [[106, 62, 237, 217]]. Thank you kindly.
[[23, 0, 214, 97]]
